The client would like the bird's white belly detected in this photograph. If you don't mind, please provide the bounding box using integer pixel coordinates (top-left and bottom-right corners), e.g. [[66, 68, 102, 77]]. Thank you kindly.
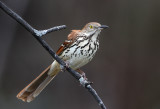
[[68, 48, 91, 70], [60, 38, 99, 70], [66, 45, 97, 69]]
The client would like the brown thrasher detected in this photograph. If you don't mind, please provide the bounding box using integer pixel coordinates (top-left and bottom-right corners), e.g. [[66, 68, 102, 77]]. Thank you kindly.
[[17, 22, 108, 102]]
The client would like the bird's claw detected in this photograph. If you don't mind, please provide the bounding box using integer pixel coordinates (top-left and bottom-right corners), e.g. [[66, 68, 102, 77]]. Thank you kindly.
[[87, 81, 93, 85], [80, 73, 93, 85], [60, 61, 70, 72]]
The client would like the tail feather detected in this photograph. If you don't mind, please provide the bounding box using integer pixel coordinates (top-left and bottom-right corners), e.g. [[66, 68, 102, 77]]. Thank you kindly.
[[17, 65, 59, 102], [26, 76, 53, 102]]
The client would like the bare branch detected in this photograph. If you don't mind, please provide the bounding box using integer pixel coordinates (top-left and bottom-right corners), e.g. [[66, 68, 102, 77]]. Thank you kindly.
[[0, 1, 107, 109]]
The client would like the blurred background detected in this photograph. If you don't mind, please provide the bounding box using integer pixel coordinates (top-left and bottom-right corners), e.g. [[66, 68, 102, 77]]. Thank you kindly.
[[0, 0, 160, 109]]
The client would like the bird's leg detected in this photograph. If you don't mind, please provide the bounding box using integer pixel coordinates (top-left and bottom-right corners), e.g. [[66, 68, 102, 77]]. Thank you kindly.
[[60, 60, 70, 72], [76, 69, 93, 85], [76, 69, 87, 80]]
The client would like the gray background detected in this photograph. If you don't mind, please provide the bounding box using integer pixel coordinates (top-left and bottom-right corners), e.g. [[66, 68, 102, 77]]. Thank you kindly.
[[0, 0, 160, 109]]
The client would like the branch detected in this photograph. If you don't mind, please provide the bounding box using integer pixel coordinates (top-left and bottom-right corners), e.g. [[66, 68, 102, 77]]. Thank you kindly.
[[0, 1, 107, 109]]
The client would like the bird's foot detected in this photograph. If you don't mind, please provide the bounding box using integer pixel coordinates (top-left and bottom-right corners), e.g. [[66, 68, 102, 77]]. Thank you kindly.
[[80, 72, 93, 85], [60, 61, 70, 72]]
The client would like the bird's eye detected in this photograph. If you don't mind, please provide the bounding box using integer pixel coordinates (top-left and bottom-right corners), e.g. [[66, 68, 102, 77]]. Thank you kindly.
[[89, 25, 93, 29]]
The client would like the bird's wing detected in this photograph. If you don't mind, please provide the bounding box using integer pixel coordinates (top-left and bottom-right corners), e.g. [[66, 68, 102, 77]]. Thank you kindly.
[[56, 30, 81, 55]]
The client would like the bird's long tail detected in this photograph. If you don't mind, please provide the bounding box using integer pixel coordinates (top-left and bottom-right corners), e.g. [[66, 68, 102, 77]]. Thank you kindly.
[[17, 61, 60, 102]]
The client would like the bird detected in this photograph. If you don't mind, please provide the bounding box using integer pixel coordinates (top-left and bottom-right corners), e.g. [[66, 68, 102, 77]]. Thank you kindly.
[[16, 22, 108, 102]]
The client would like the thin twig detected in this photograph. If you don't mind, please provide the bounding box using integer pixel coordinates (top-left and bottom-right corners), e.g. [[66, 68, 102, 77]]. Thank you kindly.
[[0, 1, 107, 109]]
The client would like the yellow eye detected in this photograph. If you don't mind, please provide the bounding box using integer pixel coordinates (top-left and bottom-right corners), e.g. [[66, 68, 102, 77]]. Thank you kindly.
[[89, 25, 93, 29]]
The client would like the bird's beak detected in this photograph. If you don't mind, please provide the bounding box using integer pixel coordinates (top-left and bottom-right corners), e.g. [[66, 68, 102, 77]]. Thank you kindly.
[[99, 25, 109, 29]]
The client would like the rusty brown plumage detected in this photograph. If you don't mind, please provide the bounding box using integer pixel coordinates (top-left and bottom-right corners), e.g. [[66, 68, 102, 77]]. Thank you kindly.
[[16, 65, 51, 102], [56, 30, 80, 55], [16, 22, 108, 102]]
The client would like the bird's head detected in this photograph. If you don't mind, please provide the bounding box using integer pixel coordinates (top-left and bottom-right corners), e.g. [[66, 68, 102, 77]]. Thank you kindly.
[[81, 22, 109, 37]]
